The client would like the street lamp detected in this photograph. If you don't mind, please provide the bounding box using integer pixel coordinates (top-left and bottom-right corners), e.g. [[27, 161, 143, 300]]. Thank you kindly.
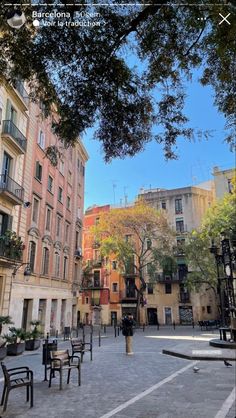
[[210, 235, 236, 331]]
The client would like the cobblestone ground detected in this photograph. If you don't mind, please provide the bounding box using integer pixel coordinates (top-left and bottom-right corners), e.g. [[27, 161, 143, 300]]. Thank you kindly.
[[0, 326, 235, 418]]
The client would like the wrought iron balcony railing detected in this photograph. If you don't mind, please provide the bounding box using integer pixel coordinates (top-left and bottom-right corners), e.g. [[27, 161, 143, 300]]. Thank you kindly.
[[2, 120, 27, 152], [179, 292, 191, 303], [0, 240, 23, 261], [14, 80, 29, 106], [0, 173, 24, 203]]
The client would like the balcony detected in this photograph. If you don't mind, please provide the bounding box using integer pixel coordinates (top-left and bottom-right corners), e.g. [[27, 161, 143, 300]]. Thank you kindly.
[[91, 298, 100, 306], [2, 120, 27, 154], [0, 235, 23, 267], [156, 273, 181, 283], [0, 174, 24, 205], [119, 289, 138, 303], [14, 80, 29, 107], [179, 292, 191, 304], [74, 248, 82, 258]]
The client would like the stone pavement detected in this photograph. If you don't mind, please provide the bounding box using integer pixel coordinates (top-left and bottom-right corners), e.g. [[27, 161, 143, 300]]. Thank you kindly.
[[0, 326, 235, 418]]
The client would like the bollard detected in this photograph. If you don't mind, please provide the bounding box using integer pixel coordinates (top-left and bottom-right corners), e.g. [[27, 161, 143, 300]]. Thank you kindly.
[[103, 325, 106, 334], [98, 330, 101, 347], [117, 326, 120, 336], [173, 321, 176, 330], [114, 326, 117, 338], [143, 324, 145, 332], [192, 321, 195, 328]]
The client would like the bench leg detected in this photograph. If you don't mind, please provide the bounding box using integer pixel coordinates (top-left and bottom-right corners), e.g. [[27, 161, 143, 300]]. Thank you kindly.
[[1, 384, 7, 406], [59, 369, 63, 390], [67, 369, 71, 384], [30, 384, 34, 408], [3, 388, 10, 412]]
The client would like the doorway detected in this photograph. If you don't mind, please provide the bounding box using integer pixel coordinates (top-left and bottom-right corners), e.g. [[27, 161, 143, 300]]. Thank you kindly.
[[164, 307, 172, 325], [147, 308, 158, 325]]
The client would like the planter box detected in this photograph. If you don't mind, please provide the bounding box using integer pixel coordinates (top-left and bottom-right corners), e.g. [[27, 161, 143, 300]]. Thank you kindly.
[[7, 342, 25, 356], [0, 346, 7, 360], [25, 339, 41, 351]]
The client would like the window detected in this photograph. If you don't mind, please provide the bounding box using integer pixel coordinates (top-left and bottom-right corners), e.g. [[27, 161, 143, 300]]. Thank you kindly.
[[2, 152, 12, 177], [112, 283, 118, 292], [147, 239, 152, 249], [42, 247, 49, 275], [54, 252, 60, 277], [45, 207, 51, 231], [85, 297, 89, 304], [35, 161, 42, 181], [69, 147, 73, 161], [75, 231, 79, 249], [112, 261, 117, 270], [77, 159, 80, 170], [125, 234, 131, 243], [0, 212, 13, 235], [165, 283, 172, 294], [32, 198, 39, 223], [176, 219, 184, 233], [161, 201, 166, 210], [28, 241, 36, 273], [228, 179, 233, 194], [59, 160, 64, 175], [207, 306, 212, 314], [66, 196, 71, 210], [48, 175, 53, 193], [56, 216, 62, 238], [147, 283, 153, 294], [63, 256, 68, 280], [58, 187, 63, 203], [68, 170, 72, 184], [93, 270, 100, 287], [65, 223, 70, 242], [175, 198, 183, 214], [38, 130, 45, 149], [95, 217, 100, 225], [74, 263, 78, 282], [81, 164, 85, 176]]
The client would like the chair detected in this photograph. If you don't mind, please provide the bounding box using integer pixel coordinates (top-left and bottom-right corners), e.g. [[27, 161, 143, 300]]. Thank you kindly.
[[71, 338, 92, 363], [48, 349, 81, 390], [0, 362, 33, 412]]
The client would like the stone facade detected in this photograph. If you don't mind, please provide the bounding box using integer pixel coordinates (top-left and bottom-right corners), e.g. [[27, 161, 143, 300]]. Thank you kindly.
[[0, 80, 88, 335]]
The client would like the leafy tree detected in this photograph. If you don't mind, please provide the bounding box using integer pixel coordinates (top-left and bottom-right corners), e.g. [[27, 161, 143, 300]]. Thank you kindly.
[[0, 1, 235, 164], [201, 174, 236, 242], [93, 201, 174, 323]]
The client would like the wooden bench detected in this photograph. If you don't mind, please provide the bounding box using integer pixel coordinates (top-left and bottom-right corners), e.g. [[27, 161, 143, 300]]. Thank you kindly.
[[71, 338, 92, 363], [48, 349, 81, 390]]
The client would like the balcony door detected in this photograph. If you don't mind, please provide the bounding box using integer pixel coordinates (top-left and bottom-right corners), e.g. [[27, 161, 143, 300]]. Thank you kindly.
[[6, 99, 17, 124], [2, 152, 12, 179], [164, 307, 172, 325]]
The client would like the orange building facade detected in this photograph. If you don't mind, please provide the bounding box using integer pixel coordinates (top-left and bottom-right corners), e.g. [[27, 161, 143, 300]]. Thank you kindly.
[[79, 205, 140, 325]]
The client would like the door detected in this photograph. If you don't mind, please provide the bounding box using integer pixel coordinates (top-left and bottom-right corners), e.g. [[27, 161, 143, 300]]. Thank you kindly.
[[164, 307, 172, 325], [179, 306, 193, 324], [147, 308, 158, 325], [2, 152, 12, 180], [111, 311, 117, 326], [22, 299, 30, 330]]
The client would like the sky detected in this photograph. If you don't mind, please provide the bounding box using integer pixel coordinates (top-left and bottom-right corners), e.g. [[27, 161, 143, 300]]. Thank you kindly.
[[83, 73, 235, 210]]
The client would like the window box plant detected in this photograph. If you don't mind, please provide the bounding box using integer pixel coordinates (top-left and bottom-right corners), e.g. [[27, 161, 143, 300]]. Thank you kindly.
[[0, 230, 24, 260], [0, 316, 13, 360], [25, 320, 42, 350], [4, 327, 26, 356]]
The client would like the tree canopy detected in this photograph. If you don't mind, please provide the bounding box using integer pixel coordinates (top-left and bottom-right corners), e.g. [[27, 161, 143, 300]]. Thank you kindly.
[[93, 201, 174, 321], [0, 1, 235, 163]]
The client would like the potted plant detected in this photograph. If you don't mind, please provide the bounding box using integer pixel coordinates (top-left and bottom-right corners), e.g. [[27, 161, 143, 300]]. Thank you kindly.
[[0, 316, 13, 360], [25, 320, 42, 350], [4, 327, 26, 355], [0, 230, 24, 260]]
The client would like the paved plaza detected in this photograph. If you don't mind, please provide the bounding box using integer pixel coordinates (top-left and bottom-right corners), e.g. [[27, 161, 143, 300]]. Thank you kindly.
[[0, 326, 235, 418]]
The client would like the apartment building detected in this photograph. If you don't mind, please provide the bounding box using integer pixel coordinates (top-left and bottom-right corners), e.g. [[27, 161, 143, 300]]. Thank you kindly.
[[0, 79, 29, 318], [80, 205, 136, 325], [213, 166, 235, 199], [138, 184, 217, 324], [0, 79, 88, 334]]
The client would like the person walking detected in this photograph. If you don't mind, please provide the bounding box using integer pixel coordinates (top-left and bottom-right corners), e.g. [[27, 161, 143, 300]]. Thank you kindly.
[[122, 313, 134, 355]]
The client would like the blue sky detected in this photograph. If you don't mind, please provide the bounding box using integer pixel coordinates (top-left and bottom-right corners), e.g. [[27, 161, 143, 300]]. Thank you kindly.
[[83, 75, 235, 210]]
